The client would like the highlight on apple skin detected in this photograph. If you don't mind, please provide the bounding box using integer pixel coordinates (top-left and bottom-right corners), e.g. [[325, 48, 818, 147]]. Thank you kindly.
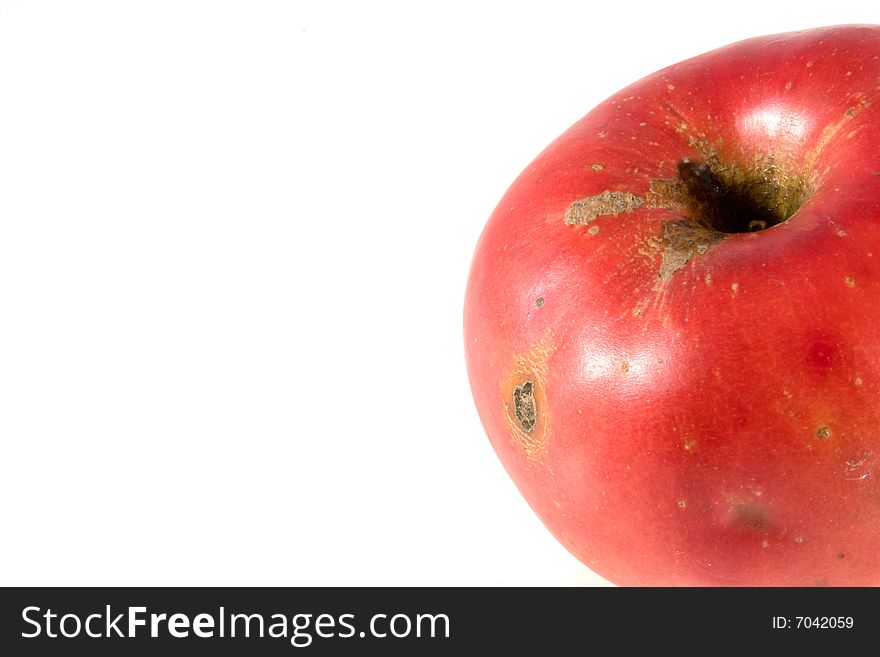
[[464, 25, 880, 586]]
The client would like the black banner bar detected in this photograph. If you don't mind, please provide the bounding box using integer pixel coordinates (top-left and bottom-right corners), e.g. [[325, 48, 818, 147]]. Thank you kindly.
[[0, 587, 875, 654]]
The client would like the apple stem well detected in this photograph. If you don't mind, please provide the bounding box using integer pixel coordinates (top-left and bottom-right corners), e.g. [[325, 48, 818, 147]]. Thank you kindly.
[[676, 158, 808, 233], [565, 155, 812, 279]]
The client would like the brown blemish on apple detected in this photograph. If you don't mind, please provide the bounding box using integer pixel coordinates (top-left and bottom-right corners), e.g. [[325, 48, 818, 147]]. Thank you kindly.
[[647, 177, 687, 207], [657, 219, 726, 280], [502, 341, 554, 462], [513, 381, 537, 431], [564, 190, 644, 225], [816, 426, 831, 440], [728, 502, 771, 532]]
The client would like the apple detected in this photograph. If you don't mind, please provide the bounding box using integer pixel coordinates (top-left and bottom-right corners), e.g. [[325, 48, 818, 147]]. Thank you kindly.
[[464, 25, 880, 586]]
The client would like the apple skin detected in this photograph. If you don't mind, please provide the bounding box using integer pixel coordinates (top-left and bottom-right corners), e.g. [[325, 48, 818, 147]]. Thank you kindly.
[[464, 25, 880, 586]]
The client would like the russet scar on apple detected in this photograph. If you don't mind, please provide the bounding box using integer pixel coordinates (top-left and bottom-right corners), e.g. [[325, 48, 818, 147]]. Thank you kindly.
[[501, 340, 553, 463]]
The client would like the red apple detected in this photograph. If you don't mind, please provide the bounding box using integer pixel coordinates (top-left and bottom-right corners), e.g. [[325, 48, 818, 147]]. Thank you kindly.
[[464, 25, 880, 586]]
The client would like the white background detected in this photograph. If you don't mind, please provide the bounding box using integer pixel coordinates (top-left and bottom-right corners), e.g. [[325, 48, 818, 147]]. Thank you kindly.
[[0, 1, 876, 586]]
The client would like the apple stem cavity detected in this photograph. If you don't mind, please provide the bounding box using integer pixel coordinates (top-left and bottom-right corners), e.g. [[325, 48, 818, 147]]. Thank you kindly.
[[677, 158, 807, 234]]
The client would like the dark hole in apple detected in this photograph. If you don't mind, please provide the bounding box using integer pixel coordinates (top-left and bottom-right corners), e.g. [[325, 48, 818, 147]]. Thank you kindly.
[[677, 158, 806, 234]]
